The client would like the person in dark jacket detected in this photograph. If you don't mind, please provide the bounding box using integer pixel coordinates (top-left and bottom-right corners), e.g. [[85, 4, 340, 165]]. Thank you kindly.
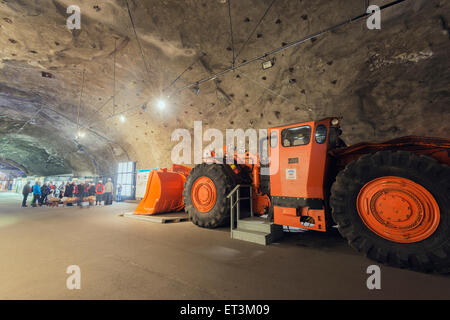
[[22, 181, 31, 207], [83, 183, 90, 196], [66, 181, 77, 206], [76, 181, 85, 208], [64, 182, 73, 197], [88, 183, 96, 196], [83, 182, 90, 206], [40, 183, 50, 206], [87, 183, 95, 207]]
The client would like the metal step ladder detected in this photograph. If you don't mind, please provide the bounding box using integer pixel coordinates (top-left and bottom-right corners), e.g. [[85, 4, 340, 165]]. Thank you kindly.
[[227, 185, 283, 245]]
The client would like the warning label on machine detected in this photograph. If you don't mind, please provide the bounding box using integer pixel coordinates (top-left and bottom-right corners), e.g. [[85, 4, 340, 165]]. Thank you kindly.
[[286, 168, 296, 180]]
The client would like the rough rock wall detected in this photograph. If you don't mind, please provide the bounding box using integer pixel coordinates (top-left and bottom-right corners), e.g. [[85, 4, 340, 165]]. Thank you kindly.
[[0, 0, 449, 175]]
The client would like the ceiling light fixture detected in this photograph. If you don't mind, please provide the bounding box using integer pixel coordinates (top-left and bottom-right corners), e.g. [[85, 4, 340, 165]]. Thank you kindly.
[[262, 59, 274, 70], [119, 115, 126, 122], [194, 86, 200, 95]]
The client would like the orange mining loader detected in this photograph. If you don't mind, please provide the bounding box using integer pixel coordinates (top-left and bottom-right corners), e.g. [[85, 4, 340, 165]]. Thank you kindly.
[[136, 117, 450, 273]]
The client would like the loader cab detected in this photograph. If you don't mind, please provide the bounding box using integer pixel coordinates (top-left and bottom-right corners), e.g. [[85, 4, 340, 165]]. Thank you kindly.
[[267, 118, 335, 231]]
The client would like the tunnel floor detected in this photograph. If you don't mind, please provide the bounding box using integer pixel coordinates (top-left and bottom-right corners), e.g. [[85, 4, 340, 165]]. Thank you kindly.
[[0, 191, 449, 299]]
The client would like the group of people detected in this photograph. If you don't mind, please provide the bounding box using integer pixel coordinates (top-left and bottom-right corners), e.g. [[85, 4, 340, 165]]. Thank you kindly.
[[21, 178, 115, 208]]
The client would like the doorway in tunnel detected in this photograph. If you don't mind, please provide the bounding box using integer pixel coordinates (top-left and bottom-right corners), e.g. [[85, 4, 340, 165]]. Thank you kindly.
[[115, 161, 136, 201]]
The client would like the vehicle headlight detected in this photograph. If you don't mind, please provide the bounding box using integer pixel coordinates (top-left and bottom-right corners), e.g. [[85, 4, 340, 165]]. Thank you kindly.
[[315, 125, 327, 144]]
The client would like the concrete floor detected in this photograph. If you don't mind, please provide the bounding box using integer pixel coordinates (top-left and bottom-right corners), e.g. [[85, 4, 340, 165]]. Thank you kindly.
[[0, 191, 449, 300]]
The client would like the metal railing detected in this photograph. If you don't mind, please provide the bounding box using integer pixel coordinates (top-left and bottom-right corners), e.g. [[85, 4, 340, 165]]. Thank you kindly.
[[227, 184, 253, 235]]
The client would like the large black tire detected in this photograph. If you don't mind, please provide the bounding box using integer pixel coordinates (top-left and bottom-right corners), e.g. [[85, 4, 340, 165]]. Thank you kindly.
[[330, 150, 450, 273], [183, 163, 235, 228]]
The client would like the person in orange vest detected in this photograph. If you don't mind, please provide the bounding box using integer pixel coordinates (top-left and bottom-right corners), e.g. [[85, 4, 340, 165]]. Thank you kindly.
[[95, 180, 104, 206], [72, 181, 78, 196]]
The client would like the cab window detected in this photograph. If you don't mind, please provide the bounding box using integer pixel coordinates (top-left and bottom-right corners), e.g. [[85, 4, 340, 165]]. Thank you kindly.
[[281, 126, 311, 147]]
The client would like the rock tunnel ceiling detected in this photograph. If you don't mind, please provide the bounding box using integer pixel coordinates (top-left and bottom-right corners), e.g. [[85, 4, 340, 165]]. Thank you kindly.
[[0, 0, 449, 176]]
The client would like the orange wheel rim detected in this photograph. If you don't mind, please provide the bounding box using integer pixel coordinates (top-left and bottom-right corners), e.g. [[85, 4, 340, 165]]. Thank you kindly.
[[357, 176, 440, 243], [191, 176, 217, 212]]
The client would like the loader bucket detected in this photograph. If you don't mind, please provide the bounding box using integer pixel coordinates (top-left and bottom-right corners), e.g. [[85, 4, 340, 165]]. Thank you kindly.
[[134, 167, 189, 215]]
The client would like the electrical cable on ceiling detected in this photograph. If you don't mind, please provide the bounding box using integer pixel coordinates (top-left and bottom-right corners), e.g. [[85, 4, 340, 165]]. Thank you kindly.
[[168, 0, 407, 96], [227, 0, 236, 66], [86, 89, 148, 129], [16, 107, 43, 133], [113, 38, 117, 116], [87, 76, 145, 128], [0, 64, 82, 72], [101, 103, 141, 122], [162, 53, 207, 93], [77, 68, 86, 133], [234, 0, 277, 61], [125, 0, 151, 78], [240, 72, 290, 102], [88, 96, 114, 127], [239, 71, 312, 113]]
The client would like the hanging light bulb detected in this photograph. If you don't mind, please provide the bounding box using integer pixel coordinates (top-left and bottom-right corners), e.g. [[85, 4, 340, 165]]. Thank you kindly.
[[157, 99, 166, 110], [76, 130, 86, 139]]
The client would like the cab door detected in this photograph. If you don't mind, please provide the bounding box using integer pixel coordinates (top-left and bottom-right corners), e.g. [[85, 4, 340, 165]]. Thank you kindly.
[[268, 119, 330, 231], [269, 121, 315, 198]]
